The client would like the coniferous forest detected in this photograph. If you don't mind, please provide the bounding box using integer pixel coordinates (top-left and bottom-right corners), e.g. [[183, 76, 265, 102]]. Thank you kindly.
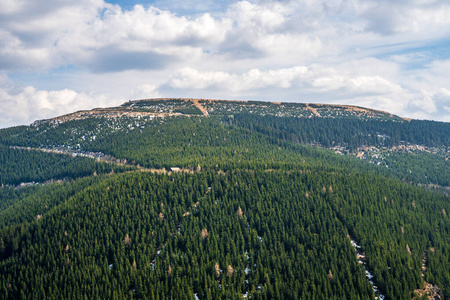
[[0, 99, 449, 299]]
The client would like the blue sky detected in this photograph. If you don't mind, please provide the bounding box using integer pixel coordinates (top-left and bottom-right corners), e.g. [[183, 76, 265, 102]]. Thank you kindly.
[[105, 0, 151, 10], [0, 0, 449, 127], [104, 0, 235, 14]]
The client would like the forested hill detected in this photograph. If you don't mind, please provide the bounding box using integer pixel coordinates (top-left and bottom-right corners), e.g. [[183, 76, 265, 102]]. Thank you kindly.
[[26, 98, 450, 152], [0, 98, 449, 299], [2, 98, 448, 188], [35, 98, 406, 123]]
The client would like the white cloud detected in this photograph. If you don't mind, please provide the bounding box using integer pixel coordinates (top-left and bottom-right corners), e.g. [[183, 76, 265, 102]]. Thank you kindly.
[[406, 89, 450, 121], [167, 64, 402, 95], [130, 84, 161, 99], [0, 0, 450, 124], [91, 5, 230, 45], [0, 2, 236, 72], [1, 0, 450, 72], [0, 0, 25, 14], [0, 75, 117, 128], [168, 67, 231, 89], [229, 1, 288, 32], [355, 0, 450, 37], [396, 59, 450, 96], [64, 5, 232, 71]]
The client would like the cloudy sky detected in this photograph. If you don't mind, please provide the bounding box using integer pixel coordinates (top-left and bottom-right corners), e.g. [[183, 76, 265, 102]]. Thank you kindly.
[[1, 0, 450, 127]]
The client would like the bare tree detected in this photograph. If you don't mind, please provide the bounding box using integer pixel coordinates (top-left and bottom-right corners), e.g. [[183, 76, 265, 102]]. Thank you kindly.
[[237, 206, 244, 218], [227, 265, 234, 277], [125, 234, 131, 247], [201, 228, 209, 239], [214, 263, 220, 277]]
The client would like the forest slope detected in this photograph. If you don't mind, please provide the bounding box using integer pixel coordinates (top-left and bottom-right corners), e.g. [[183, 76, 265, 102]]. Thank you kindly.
[[0, 99, 449, 299]]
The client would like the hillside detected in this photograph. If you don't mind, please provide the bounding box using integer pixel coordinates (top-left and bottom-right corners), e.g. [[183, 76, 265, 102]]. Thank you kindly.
[[0, 98, 449, 299], [4, 98, 449, 189], [33, 98, 405, 124]]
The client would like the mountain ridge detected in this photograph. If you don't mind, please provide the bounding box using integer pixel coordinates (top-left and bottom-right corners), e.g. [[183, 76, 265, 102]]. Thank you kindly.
[[32, 98, 408, 126]]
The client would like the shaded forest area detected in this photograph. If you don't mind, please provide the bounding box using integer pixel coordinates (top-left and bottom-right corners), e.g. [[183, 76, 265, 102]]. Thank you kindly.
[[230, 114, 449, 149]]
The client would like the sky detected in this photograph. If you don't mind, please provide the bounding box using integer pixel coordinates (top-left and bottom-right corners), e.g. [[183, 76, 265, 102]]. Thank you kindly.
[[1, 0, 450, 128]]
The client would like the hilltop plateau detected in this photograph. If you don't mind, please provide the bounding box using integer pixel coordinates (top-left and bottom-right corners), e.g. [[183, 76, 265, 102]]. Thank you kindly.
[[35, 98, 405, 124]]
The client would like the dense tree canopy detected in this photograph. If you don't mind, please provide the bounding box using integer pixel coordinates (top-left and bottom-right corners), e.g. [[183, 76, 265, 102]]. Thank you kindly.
[[0, 108, 448, 299]]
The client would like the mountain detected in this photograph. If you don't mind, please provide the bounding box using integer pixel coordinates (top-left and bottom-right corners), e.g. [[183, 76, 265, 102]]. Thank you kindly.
[[0, 98, 449, 299], [34, 98, 405, 123]]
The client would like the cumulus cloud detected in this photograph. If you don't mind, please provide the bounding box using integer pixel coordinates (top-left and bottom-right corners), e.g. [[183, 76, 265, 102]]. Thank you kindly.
[[0, 75, 118, 128], [1, 0, 450, 124], [2, 0, 449, 73], [406, 89, 450, 121], [358, 0, 450, 37], [166, 64, 402, 95], [0, 1, 233, 72], [1, 0, 450, 72], [0, 0, 104, 71], [130, 83, 161, 99]]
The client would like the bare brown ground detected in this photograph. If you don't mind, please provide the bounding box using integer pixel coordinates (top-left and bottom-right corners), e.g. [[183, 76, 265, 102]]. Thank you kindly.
[[189, 99, 209, 117], [48, 109, 181, 124], [42, 98, 404, 125], [305, 104, 321, 117]]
